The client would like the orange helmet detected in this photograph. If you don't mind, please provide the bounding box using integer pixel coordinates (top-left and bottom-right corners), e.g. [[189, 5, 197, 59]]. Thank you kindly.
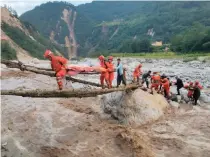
[[44, 49, 53, 58], [108, 56, 113, 61], [98, 55, 105, 60]]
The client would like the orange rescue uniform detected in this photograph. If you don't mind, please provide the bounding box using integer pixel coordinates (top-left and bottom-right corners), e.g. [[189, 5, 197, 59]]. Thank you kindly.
[[99, 61, 110, 88], [106, 62, 114, 88], [51, 56, 68, 90], [151, 74, 161, 91], [161, 78, 170, 98], [133, 65, 142, 82]]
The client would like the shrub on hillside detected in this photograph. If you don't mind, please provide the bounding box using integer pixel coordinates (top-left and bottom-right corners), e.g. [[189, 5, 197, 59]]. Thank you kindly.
[[171, 23, 210, 53], [2, 23, 46, 59], [1, 41, 17, 60], [118, 39, 153, 53]]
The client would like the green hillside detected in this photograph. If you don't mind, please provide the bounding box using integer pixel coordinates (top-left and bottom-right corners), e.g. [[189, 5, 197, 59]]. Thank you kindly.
[[20, 1, 210, 56], [1, 6, 67, 60], [2, 22, 67, 59]]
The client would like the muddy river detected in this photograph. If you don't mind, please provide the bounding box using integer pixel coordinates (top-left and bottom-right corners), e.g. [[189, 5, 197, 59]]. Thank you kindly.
[[1, 58, 210, 157]]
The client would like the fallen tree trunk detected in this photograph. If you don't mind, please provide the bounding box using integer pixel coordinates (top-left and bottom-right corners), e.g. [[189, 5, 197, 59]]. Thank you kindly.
[[1, 60, 21, 69], [25, 65, 52, 71], [23, 68, 102, 87], [1, 60, 102, 87], [1, 84, 140, 98]]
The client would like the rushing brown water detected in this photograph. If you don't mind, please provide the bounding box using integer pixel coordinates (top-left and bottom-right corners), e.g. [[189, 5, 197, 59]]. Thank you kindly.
[[1, 58, 210, 157]]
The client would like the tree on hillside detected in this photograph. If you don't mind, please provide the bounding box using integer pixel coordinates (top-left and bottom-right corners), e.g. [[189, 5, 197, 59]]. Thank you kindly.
[[1, 41, 17, 60], [171, 23, 210, 52], [4, 5, 18, 18], [119, 38, 152, 53]]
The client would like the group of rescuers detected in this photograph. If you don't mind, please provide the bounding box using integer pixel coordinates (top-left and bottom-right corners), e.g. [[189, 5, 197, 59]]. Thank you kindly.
[[44, 50, 203, 105]]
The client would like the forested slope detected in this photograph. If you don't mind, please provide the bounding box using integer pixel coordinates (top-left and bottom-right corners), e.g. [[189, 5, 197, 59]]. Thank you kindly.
[[20, 1, 210, 56]]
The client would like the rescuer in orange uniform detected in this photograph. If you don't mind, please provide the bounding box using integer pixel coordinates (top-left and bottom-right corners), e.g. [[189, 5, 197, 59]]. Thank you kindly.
[[161, 78, 170, 99], [107, 56, 114, 88], [150, 72, 161, 93], [98, 55, 110, 89], [44, 50, 68, 90], [133, 64, 142, 83]]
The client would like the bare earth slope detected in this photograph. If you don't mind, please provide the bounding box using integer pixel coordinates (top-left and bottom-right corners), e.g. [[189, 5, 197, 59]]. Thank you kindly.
[[1, 7, 32, 60]]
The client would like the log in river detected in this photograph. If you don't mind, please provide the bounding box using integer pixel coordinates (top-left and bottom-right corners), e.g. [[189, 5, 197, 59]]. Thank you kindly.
[[1, 84, 140, 98], [1, 60, 102, 87]]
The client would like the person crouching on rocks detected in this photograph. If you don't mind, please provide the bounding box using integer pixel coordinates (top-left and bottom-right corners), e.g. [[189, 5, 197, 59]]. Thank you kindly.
[[44, 50, 68, 90], [141, 70, 151, 88]]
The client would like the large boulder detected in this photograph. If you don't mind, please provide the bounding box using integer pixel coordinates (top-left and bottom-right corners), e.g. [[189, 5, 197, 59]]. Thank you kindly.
[[100, 89, 169, 126]]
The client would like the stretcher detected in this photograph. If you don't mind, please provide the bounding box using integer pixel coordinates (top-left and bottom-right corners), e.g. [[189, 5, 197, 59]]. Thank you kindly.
[[66, 65, 107, 76]]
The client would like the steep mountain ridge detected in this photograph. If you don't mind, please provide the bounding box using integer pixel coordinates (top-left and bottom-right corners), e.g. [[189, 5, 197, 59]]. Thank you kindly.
[[1, 7, 32, 60], [20, 1, 210, 56], [1, 7, 66, 60]]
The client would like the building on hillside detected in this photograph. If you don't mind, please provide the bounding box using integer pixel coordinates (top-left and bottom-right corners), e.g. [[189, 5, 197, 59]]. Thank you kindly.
[[152, 41, 163, 47]]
